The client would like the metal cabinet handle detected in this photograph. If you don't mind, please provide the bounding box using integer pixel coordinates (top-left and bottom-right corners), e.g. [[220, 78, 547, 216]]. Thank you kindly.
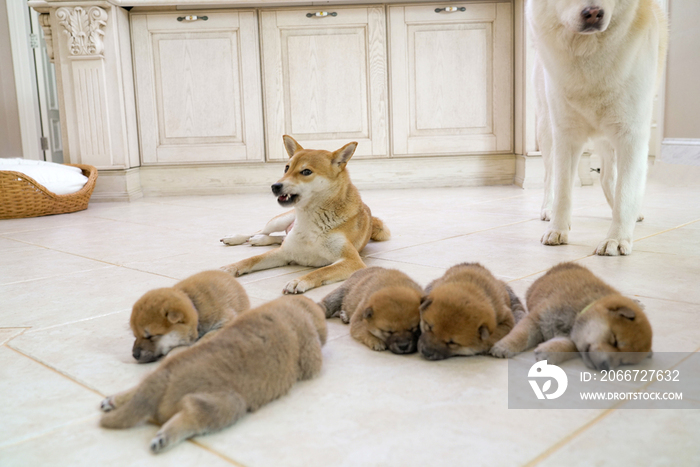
[[306, 12, 338, 18], [435, 7, 466, 13], [177, 15, 208, 22]]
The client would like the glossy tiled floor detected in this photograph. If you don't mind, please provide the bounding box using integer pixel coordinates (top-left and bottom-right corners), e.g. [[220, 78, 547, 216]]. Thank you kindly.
[[2, 164, 699, 466]]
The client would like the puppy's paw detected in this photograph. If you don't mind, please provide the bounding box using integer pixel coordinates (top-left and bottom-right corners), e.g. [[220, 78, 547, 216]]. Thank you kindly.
[[595, 238, 632, 256], [283, 279, 313, 295], [362, 337, 387, 351], [100, 396, 116, 412], [540, 209, 551, 221], [534, 345, 552, 362], [220, 234, 250, 246], [339, 310, 350, 324], [490, 342, 515, 359], [150, 432, 171, 454], [541, 229, 568, 246], [220, 264, 241, 277]]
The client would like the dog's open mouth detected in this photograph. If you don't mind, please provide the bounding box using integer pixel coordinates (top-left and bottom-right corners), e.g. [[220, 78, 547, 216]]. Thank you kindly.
[[277, 194, 299, 206]]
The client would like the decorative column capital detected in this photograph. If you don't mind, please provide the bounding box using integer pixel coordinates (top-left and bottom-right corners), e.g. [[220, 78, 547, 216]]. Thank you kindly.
[[38, 13, 54, 61], [56, 6, 108, 57]]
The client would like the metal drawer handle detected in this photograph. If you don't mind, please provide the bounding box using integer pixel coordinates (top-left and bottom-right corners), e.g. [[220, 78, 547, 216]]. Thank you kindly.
[[177, 15, 209, 22], [306, 12, 337, 18], [435, 7, 466, 13]]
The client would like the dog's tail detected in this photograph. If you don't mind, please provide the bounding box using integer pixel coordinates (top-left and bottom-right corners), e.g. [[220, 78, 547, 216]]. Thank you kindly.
[[370, 217, 391, 242], [505, 285, 527, 324], [100, 371, 168, 429]]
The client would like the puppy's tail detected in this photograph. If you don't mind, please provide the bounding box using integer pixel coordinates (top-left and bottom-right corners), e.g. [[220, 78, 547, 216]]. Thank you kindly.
[[505, 285, 527, 324], [370, 217, 391, 242], [100, 371, 168, 429]]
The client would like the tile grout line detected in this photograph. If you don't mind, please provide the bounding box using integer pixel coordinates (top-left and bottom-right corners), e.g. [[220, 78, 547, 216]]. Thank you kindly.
[[634, 218, 700, 243], [187, 440, 249, 467], [525, 349, 700, 466], [0, 414, 101, 451]]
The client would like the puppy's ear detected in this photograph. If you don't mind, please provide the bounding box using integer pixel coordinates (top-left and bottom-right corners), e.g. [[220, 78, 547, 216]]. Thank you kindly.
[[331, 142, 358, 169], [283, 135, 303, 158], [609, 306, 636, 320], [479, 325, 490, 341], [419, 296, 432, 315], [362, 307, 373, 320], [165, 309, 184, 324]]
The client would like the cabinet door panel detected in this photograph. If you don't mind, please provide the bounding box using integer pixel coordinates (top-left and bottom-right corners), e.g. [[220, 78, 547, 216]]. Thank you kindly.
[[261, 7, 388, 160], [389, 3, 512, 156], [132, 11, 263, 164]]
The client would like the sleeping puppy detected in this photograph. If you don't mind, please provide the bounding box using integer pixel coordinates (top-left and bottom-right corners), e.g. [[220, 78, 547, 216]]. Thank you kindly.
[[418, 263, 525, 360], [130, 270, 249, 363], [320, 267, 422, 354], [490, 262, 652, 370], [101, 296, 327, 453]]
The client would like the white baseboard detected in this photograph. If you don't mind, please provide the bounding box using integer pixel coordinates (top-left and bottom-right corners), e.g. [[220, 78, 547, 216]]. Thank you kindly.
[[660, 139, 700, 166], [91, 168, 143, 202]]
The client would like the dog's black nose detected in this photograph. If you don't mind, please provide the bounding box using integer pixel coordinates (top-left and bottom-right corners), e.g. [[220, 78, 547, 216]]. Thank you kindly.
[[132, 348, 141, 360], [397, 342, 411, 352], [581, 6, 604, 25], [271, 183, 283, 195], [599, 360, 610, 371]]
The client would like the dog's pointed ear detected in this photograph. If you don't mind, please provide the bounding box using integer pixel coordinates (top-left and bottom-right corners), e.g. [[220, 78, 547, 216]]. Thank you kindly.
[[283, 135, 303, 158], [362, 307, 373, 320], [479, 325, 490, 341], [610, 306, 636, 320], [419, 296, 432, 315], [165, 309, 184, 324], [331, 142, 358, 169]]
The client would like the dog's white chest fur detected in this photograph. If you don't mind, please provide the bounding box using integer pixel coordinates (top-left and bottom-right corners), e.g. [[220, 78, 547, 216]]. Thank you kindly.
[[282, 217, 345, 267]]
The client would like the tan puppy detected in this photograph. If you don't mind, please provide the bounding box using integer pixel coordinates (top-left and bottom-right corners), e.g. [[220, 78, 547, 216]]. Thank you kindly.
[[101, 296, 327, 453], [418, 263, 525, 360], [130, 270, 249, 363], [220, 135, 390, 295], [490, 262, 652, 370], [320, 267, 423, 354]]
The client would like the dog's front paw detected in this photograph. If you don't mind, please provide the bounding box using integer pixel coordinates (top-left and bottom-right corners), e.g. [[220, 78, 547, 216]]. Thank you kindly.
[[150, 432, 171, 454], [339, 310, 350, 324], [490, 342, 515, 359], [595, 238, 632, 256], [283, 279, 313, 294], [534, 345, 553, 362], [361, 336, 387, 351], [637, 213, 644, 222], [541, 228, 568, 246], [220, 264, 242, 277], [100, 396, 116, 412], [220, 234, 250, 246]]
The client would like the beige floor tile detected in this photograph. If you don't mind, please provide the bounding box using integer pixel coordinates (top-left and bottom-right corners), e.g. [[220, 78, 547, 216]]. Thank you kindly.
[[634, 223, 700, 256], [0, 417, 236, 467], [0, 328, 27, 345], [0, 347, 102, 449]]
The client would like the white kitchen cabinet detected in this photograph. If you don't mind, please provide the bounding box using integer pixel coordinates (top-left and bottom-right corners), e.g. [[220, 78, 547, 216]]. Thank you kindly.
[[260, 7, 389, 160], [131, 11, 264, 164], [388, 3, 513, 156]]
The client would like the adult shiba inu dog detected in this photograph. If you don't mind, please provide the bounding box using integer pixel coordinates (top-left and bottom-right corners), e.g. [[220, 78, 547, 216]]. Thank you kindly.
[[320, 267, 423, 354], [101, 296, 327, 453], [530, 0, 668, 255], [220, 135, 390, 294], [130, 270, 249, 363], [490, 262, 653, 370], [418, 263, 526, 360]]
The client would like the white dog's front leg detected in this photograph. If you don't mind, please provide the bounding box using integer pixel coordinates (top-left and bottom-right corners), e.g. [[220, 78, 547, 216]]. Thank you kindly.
[[542, 131, 586, 246], [595, 133, 649, 256]]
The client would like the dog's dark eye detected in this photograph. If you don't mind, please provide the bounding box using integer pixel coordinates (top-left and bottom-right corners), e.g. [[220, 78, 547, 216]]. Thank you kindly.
[[300, 169, 312, 176], [284, 165, 289, 173]]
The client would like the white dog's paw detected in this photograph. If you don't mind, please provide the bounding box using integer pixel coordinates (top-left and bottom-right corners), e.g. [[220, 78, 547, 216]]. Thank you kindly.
[[540, 209, 551, 221], [249, 234, 283, 246], [637, 213, 644, 222], [220, 234, 250, 246], [541, 229, 568, 246], [283, 279, 313, 295], [595, 238, 632, 256], [339, 310, 350, 324], [220, 264, 241, 277], [100, 396, 116, 412], [490, 342, 515, 359]]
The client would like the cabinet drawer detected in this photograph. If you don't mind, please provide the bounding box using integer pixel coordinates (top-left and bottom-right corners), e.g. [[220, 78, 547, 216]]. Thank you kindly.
[[260, 7, 389, 160], [131, 11, 264, 164], [389, 3, 513, 156]]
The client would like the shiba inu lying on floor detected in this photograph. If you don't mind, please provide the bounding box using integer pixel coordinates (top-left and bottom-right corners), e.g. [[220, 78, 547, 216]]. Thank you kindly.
[[490, 262, 652, 370], [221, 135, 390, 294], [130, 270, 249, 363], [101, 296, 327, 453], [418, 263, 526, 360], [320, 267, 423, 354]]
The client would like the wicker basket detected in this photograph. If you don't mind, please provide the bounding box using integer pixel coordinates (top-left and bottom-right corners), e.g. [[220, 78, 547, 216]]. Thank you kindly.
[[0, 164, 98, 220]]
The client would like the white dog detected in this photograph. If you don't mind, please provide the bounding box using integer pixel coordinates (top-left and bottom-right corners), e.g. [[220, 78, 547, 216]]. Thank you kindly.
[[529, 0, 668, 255]]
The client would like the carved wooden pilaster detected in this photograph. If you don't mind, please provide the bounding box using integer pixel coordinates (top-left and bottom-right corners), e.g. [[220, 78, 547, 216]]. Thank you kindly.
[[56, 6, 108, 57]]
